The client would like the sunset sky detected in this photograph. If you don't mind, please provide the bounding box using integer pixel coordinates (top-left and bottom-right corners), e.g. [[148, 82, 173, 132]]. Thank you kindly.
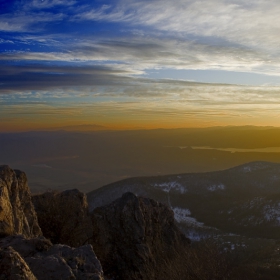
[[1, 0, 280, 131]]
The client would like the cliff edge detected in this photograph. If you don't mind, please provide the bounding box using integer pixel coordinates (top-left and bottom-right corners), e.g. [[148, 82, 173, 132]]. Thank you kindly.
[[0, 166, 41, 238]]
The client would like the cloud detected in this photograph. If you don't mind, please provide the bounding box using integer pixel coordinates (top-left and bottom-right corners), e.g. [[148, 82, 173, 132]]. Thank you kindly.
[[2, 64, 280, 109], [76, 0, 280, 51], [28, 0, 77, 9], [0, 0, 71, 33], [2, 0, 280, 129], [0, 39, 14, 44], [0, 11, 65, 32], [0, 64, 137, 92], [2, 0, 280, 78], [2, 81, 280, 130], [2, 35, 280, 78]]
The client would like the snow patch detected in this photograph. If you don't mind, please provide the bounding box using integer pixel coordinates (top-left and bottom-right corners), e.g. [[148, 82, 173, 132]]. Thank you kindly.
[[172, 207, 204, 227], [207, 184, 225, 191], [243, 166, 251, 172], [185, 229, 203, 241], [153, 181, 186, 194], [270, 175, 280, 182], [247, 197, 264, 209], [263, 204, 280, 224], [241, 162, 272, 173]]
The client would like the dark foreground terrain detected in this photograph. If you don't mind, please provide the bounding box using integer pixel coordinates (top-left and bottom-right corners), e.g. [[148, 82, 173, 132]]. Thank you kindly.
[[1, 164, 280, 279]]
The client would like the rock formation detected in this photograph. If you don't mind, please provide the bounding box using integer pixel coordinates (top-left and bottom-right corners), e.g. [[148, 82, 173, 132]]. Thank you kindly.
[[32, 189, 93, 247], [0, 166, 104, 280], [0, 165, 41, 238], [0, 166, 192, 280], [0, 235, 104, 280], [91, 192, 191, 280]]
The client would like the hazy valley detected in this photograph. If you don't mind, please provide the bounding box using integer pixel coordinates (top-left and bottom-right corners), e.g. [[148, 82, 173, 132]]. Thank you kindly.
[[2, 126, 280, 194]]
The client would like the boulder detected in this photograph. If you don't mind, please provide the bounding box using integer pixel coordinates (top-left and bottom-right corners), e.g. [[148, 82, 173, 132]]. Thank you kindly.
[[0, 166, 41, 238], [91, 192, 190, 280]]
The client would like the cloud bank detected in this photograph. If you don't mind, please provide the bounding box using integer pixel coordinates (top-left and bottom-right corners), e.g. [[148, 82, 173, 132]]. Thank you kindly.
[[1, 0, 280, 130]]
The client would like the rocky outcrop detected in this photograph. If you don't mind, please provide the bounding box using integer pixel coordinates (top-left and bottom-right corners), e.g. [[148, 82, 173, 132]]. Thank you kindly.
[[91, 192, 191, 280], [0, 165, 193, 280], [0, 166, 41, 238], [0, 235, 104, 280], [0, 166, 103, 279], [32, 189, 93, 247]]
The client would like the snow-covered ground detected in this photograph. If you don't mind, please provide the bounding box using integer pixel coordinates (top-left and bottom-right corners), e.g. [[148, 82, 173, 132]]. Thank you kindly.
[[207, 184, 225, 191], [263, 203, 280, 224], [184, 229, 204, 241], [153, 181, 186, 194], [172, 207, 204, 227], [241, 162, 273, 173]]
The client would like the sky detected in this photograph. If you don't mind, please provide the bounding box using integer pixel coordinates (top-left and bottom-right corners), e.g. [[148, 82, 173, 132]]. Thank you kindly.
[[1, 0, 280, 131]]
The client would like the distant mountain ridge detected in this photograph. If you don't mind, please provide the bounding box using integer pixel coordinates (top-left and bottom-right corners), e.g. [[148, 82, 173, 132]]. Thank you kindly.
[[2, 127, 280, 194], [87, 161, 280, 239]]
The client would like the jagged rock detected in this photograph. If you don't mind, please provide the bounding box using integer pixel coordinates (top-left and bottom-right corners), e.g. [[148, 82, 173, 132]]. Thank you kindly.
[[0, 235, 104, 280], [91, 192, 190, 280], [32, 189, 93, 247], [0, 166, 41, 238], [0, 166, 102, 279], [0, 246, 37, 280]]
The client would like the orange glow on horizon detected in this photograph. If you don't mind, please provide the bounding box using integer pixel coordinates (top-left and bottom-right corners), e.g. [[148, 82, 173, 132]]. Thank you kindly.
[[1, 117, 280, 133]]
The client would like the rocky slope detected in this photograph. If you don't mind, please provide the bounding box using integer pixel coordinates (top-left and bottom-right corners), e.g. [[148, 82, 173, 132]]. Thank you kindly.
[[0, 165, 41, 238], [91, 192, 190, 280]]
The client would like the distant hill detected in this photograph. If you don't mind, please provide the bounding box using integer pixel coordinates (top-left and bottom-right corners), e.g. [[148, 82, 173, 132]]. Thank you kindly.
[[88, 161, 280, 239]]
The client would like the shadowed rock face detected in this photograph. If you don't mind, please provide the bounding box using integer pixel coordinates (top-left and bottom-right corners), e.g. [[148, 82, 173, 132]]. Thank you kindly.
[[0, 166, 41, 238], [0, 246, 37, 280], [91, 192, 191, 280], [32, 189, 93, 247]]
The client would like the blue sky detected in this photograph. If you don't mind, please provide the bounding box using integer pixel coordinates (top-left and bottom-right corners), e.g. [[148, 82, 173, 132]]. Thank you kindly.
[[1, 0, 280, 131]]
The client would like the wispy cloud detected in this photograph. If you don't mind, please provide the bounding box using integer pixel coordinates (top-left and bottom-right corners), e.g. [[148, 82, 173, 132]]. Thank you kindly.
[[27, 0, 77, 9], [0, 12, 65, 32], [2, 0, 280, 77], [1, 36, 279, 77], [76, 0, 280, 51]]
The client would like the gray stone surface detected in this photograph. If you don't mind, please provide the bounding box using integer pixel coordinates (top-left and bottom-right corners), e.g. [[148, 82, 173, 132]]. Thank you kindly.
[[0, 235, 104, 280]]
